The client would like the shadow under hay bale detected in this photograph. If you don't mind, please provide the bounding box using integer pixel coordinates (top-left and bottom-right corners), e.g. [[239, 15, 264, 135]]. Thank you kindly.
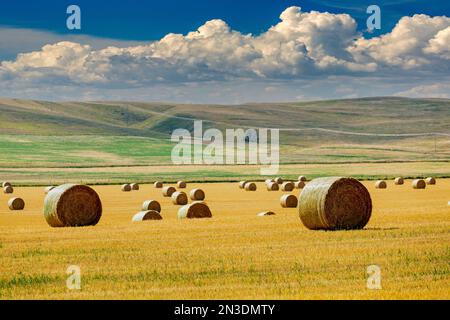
[[162, 186, 176, 197], [130, 183, 139, 190], [394, 177, 404, 185], [172, 191, 188, 205], [298, 177, 372, 230], [142, 200, 161, 212], [121, 184, 131, 192], [154, 181, 163, 188], [190, 188, 205, 201], [412, 179, 426, 189], [178, 202, 212, 219], [8, 197, 25, 210], [266, 182, 279, 191], [281, 182, 294, 192], [132, 210, 162, 222], [375, 180, 387, 189], [44, 184, 102, 228], [280, 194, 298, 208], [245, 182, 257, 191], [257, 211, 276, 217], [3, 186, 13, 194]]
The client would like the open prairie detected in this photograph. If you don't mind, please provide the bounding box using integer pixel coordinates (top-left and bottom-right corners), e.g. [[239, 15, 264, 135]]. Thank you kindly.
[[0, 180, 449, 299]]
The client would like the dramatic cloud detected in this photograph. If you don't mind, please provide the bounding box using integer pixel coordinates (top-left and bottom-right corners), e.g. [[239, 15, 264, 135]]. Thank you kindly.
[[0, 6, 449, 102]]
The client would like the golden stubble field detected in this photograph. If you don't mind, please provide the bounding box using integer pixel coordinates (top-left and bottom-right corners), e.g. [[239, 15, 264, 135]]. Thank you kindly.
[[0, 180, 449, 299]]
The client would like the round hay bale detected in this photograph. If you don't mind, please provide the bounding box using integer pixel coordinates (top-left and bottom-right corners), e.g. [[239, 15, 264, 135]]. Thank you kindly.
[[244, 182, 257, 191], [177, 181, 187, 188], [2, 181, 12, 188], [257, 211, 276, 217], [298, 177, 372, 230], [154, 181, 163, 188], [275, 177, 283, 184], [425, 177, 436, 185], [294, 181, 306, 189], [375, 180, 387, 189], [298, 176, 307, 182], [280, 194, 298, 208], [394, 177, 404, 185], [44, 186, 55, 194], [190, 188, 205, 201], [281, 182, 294, 192], [239, 181, 248, 189], [178, 201, 212, 219], [172, 191, 188, 205], [130, 183, 140, 190], [142, 200, 161, 212], [121, 184, 131, 192], [162, 186, 176, 197], [8, 197, 25, 211], [412, 179, 426, 189], [266, 182, 279, 191], [43, 184, 102, 228], [265, 179, 275, 184], [132, 210, 162, 222], [3, 186, 13, 194]]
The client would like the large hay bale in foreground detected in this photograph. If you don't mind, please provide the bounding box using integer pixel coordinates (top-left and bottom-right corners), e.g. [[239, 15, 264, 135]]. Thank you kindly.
[[8, 197, 25, 210], [172, 191, 188, 205], [130, 183, 140, 190], [266, 182, 279, 191], [425, 177, 436, 185], [162, 186, 176, 197], [142, 200, 161, 212], [280, 194, 298, 208], [245, 182, 257, 191], [190, 188, 205, 201], [394, 177, 404, 185], [239, 181, 248, 189], [281, 182, 294, 192], [154, 181, 163, 188], [121, 184, 131, 192], [257, 211, 276, 217], [132, 210, 162, 222], [2, 181, 12, 188], [375, 180, 387, 189], [3, 186, 13, 194], [177, 181, 187, 188], [44, 184, 102, 228], [412, 179, 426, 189], [275, 177, 283, 184], [298, 177, 372, 230], [295, 181, 305, 189], [298, 176, 307, 182], [44, 186, 55, 194], [178, 202, 212, 219]]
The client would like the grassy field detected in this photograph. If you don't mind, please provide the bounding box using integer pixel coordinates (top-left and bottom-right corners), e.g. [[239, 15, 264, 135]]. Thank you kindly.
[[0, 180, 449, 299]]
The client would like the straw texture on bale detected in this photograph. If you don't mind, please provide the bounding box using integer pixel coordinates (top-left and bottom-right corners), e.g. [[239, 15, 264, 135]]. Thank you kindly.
[[177, 181, 187, 188], [239, 181, 248, 189], [142, 200, 161, 212], [2, 181, 12, 188], [295, 181, 305, 189], [412, 179, 426, 189], [298, 176, 307, 182], [132, 210, 162, 222], [257, 211, 276, 217], [298, 177, 372, 230], [172, 191, 188, 205], [280, 194, 298, 208], [275, 177, 283, 184], [178, 202, 212, 219], [44, 184, 102, 228], [189, 188, 205, 201], [375, 180, 387, 189], [162, 186, 176, 197], [394, 177, 404, 185], [121, 184, 131, 192], [425, 177, 436, 185], [45, 186, 55, 194], [130, 183, 139, 190], [154, 181, 163, 188], [281, 182, 295, 191], [245, 182, 257, 191], [3, 186, 13, 194], [8, 197, 25, 210], [266, 182, 279, 191]]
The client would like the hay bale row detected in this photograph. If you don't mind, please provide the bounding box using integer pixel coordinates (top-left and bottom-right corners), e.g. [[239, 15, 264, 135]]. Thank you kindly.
[[132, 210, 162, 221], [162, 186, 176, 197], [121, 184, 132, 192], [190, 189, 205, 201], [44, 184, 102, 228], [412, 179, 426, 189], [3, 185, 13, 194], [142, 200, 161, 212], [245, 182, 257, 191], [239, 181, 248, 189], [298, 177, 372, 230], [425, 177, 436, 185], [281, 182, 294, 192], [178, 202, 212, 219], [8, 197, 25, 210], [274, 177, 283, 184], [154, 181, 163, 188], [130, 183, 139, 190], [177, 181, 187, 188], [298, 176, 307, 182], [172, 191, 188, 205], [394, 177, 404, 185], [266, 182, 279, 191], [280, 194, 298, 208], [294, 181, 305, 189], [2, 181, 12, 188], [375, 180, 387, 189]]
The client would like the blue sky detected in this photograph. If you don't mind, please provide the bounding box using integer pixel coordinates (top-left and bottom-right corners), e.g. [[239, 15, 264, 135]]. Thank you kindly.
[[0, 1, 449, 102]]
